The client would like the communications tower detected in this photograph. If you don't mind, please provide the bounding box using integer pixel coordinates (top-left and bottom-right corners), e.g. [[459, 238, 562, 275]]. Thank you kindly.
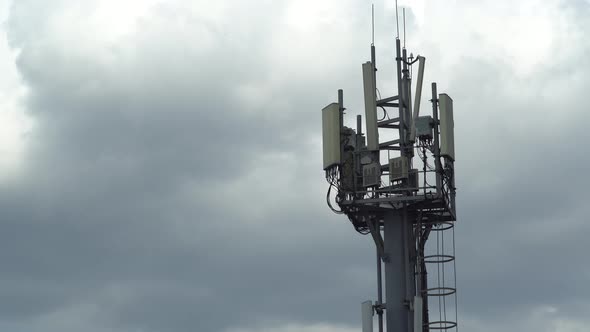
[[321, 11, 458, 332]]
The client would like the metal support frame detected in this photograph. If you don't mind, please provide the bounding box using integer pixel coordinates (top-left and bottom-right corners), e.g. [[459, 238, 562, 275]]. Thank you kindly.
[[367, 218, 385, 260], [377, 95, 399, 105]]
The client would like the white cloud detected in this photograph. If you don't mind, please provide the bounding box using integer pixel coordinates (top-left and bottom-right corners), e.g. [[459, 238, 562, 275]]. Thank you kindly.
[[0, 0, 30, 180]]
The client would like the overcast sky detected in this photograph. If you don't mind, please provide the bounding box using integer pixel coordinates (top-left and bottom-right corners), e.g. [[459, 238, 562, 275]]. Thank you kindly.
[[0, 0, 589, 331]]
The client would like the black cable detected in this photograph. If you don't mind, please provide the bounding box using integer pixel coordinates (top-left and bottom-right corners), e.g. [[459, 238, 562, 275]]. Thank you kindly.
[[326, 184, 343, 214], [378, 106, 389, 121]]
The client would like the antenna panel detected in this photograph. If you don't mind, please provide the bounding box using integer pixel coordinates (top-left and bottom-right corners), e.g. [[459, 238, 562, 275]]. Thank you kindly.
[[439, 94, 455, 161], [410, 56, 426, 142], [361, 301, 373, 332], [322, 103, 341, 169], [362, 62, 379, 151], [413, 296, 423, 332]]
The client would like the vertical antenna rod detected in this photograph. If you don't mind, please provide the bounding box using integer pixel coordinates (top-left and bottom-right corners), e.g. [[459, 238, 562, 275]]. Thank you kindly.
[[395, 0, 400, 38], [371, 4, 376, 69], [403, 8, 406, 49], [372, 4, 375, 45]]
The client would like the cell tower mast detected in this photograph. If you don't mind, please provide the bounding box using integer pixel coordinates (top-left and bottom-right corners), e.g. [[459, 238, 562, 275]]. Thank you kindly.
[[321, 10, 458, 332]]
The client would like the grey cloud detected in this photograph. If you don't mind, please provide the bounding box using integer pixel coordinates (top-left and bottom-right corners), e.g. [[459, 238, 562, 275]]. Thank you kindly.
[[2, 0, 590, 332], [1, 1, 376, 331]]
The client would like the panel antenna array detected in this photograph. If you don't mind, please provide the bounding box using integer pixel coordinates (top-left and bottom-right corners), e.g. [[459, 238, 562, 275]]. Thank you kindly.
[[321, 10, 458, 332]]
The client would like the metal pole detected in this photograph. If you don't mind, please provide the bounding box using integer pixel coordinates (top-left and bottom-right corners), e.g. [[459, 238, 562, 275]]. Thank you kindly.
[[372, 45, 376, 70], [338, 89, 344, 126], [395, 39, 405, 147], [402, 46, 415, 332], [357, 115, 362, 135], [418, 227, 429, 332], [431, 83, 442, 195], [338, 89, 344, 177], [402, 204, 413, 332], [355, 114, 362, 194], [377, 234, 384, 332], [402, 48, 413, 162], [372, 45, 378, 140], [402, 48, 411, 142]]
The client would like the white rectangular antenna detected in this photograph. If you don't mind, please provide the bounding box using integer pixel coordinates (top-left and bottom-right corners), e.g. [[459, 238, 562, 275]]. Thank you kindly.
[[362, 61, 379, 151], [361, 300, 373, 332], [413, 296, 423, 332], [322, 103, 341, 169], [410, 56, 426, 142], [439, 93, 455, 160]]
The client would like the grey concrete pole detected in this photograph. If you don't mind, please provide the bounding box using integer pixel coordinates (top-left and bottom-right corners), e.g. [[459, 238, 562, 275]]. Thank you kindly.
[[384, 211, 412, 332]]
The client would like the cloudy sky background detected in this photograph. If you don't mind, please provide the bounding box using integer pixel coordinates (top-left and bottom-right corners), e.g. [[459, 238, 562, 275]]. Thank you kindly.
[[0, 0, 589, 331]]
